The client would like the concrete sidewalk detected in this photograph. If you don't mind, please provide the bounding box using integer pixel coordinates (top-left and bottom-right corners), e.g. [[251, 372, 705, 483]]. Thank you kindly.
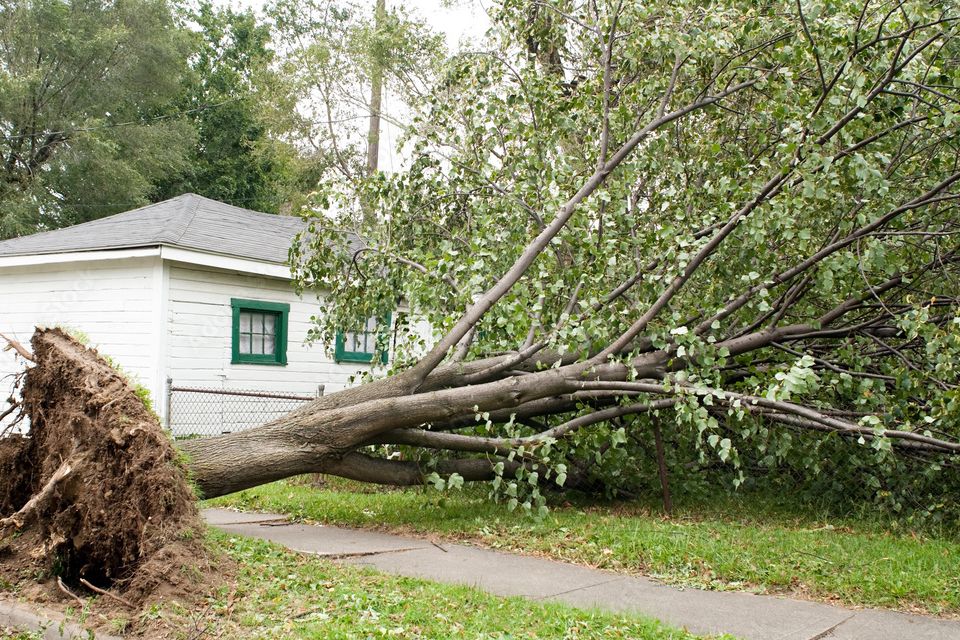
[[0, 600, 121, 639], [203, 508, 960, 640]]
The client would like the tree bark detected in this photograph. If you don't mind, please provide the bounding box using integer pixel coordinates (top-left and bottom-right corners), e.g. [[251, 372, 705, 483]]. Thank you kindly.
[[366, 0, 385, 177]]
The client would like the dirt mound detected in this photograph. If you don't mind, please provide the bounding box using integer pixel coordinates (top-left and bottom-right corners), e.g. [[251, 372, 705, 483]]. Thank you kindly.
[[0, 328, 214, 607]]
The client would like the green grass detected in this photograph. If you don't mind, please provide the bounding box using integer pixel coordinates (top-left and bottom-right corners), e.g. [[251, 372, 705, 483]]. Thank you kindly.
[[206, 480, 960, 616], [0, 629, 44, 640], [191, 531, 726, 639]]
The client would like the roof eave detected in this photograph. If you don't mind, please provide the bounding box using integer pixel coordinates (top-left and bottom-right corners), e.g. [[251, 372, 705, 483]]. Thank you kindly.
[[0, 244, 294, 280], [0, 246, 163, 269], [159, 245, 294, 280]]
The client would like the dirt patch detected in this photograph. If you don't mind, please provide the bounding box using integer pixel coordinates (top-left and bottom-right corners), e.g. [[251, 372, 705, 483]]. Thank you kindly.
[[0, 435, 30, 515], [0, 328, 228, 636]]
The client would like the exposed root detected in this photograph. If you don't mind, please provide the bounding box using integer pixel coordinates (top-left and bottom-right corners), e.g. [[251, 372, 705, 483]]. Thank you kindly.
[[0, 452, 82, 531], [0, 400, 19, 426], [0, 331, 34, 362], [57, 577, 85, 610], [0, 328, 222, 630], [79, 577, 136, 609], [0, 435, 30, 514]]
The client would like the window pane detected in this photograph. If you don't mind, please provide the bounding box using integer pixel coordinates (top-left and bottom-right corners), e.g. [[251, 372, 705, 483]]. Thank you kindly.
[[236, 305, 285, 362], [362, 331, 373, 353], [264, 333, 275, 355]]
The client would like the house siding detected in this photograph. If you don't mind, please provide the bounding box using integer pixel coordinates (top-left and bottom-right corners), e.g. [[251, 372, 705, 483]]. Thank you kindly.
[[164, 263, 378, 435], [0, 255, 402, 435], [0, 257, 163, 426]]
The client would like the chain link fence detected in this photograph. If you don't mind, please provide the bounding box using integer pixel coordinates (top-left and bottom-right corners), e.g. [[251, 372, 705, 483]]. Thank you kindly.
[[166, 379, 321, 439]]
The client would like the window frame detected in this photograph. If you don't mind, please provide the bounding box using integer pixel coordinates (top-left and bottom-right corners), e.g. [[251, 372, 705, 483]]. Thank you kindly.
[[231, 298, 290, 366], [334, 312, 392, 365]]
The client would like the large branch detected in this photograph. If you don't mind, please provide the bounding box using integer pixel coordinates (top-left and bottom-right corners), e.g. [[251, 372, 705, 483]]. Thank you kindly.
[[405, 77, 761, 387], [312, 452, 521, 486], [371, 399, 678, 455], [578, 380, 960, 454]]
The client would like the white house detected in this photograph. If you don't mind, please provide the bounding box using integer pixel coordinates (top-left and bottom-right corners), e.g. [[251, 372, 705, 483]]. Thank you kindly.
[[0, 193, 389, 436]]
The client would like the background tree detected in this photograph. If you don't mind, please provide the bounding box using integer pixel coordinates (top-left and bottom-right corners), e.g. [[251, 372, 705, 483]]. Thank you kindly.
[[267, 0, 444, 184], [0, 0, 196, 238], [366, 0, 386, 176], [175, 0, 960, 525], [153, 1, 306, 213]]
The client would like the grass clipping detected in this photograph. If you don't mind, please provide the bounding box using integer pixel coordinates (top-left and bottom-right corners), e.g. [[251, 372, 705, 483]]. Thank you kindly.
[[0, 328, 212, 605]]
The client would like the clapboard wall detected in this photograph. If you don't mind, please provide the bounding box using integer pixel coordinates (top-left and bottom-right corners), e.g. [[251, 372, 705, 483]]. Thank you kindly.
[[0, 255, 163, 426], [0, 253, 399, 434]]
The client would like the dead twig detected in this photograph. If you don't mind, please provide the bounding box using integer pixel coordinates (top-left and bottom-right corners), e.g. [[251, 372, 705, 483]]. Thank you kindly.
[[0, 332, 34, 362], [79, 577, 137, 609], [185, 602, 214, 640], [57, 577, 86, 610]]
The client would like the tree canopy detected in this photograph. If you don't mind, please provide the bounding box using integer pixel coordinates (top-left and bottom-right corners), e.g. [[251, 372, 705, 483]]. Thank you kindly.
[[285, 0, 960, 521], [0, 0, 195, 238], [267, 0, 444, 182], [152, 1, 305, 213], [0, 0, 312, 238]]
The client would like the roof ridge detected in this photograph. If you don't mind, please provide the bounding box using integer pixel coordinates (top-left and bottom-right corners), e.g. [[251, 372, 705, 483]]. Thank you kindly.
[[168, 193, 202, 244], [189, 193, 296, 220]]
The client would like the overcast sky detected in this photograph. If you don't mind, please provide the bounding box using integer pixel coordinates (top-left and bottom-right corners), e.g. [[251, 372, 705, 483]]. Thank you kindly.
[[216, 0, 490, 49]]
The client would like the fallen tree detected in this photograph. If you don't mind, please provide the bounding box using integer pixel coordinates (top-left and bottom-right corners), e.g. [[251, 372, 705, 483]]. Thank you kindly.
[[4, 0, 960, 534], [181, 0, 960, 515]]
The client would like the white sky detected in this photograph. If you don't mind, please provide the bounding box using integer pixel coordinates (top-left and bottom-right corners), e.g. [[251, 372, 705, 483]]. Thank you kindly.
[[215, 0, 490, 51], [211, 0, 493, 171], [389, 0, 491, 52]]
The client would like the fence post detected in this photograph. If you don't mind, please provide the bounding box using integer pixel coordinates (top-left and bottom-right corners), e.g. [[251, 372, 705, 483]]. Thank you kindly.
[[317, 384, 325, 398], [165, 377, 173, 432]]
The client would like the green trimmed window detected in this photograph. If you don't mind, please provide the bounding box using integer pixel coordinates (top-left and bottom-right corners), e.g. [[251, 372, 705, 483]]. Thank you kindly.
[[335, 313, 391, 364], [231, 299, 289, 365]]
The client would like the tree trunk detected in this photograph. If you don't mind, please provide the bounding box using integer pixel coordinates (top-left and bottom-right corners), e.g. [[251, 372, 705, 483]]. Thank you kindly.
[[366, 0, 385, 176], [177, 357, 648, 497]]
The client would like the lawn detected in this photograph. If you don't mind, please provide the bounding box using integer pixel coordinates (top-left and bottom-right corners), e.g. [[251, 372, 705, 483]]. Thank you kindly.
[[0, 531, 726, 639], [206, 480, 960, 616], [178, 531, 724, 639]]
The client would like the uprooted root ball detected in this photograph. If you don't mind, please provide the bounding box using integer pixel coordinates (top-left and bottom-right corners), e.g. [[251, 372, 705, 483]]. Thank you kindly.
[[0, 328, 215, 604]]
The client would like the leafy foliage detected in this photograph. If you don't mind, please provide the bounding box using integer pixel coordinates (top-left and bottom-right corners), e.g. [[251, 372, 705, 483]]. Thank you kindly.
[[293, 0, 960, 522], [0, 0, 195, 238], [267, 0, 444, 182], [152, 1, 306, 213]]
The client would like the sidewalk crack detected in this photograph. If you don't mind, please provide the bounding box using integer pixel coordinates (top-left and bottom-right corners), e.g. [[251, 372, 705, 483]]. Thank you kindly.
[[305, 546, 425, 560], [534, 577, 626, 601], [806, 613, 856, 640], [215, 517, 291, 526]]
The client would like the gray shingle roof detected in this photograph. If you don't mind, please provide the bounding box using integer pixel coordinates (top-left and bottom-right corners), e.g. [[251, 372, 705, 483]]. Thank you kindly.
[[0, 194, 309, 265]]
